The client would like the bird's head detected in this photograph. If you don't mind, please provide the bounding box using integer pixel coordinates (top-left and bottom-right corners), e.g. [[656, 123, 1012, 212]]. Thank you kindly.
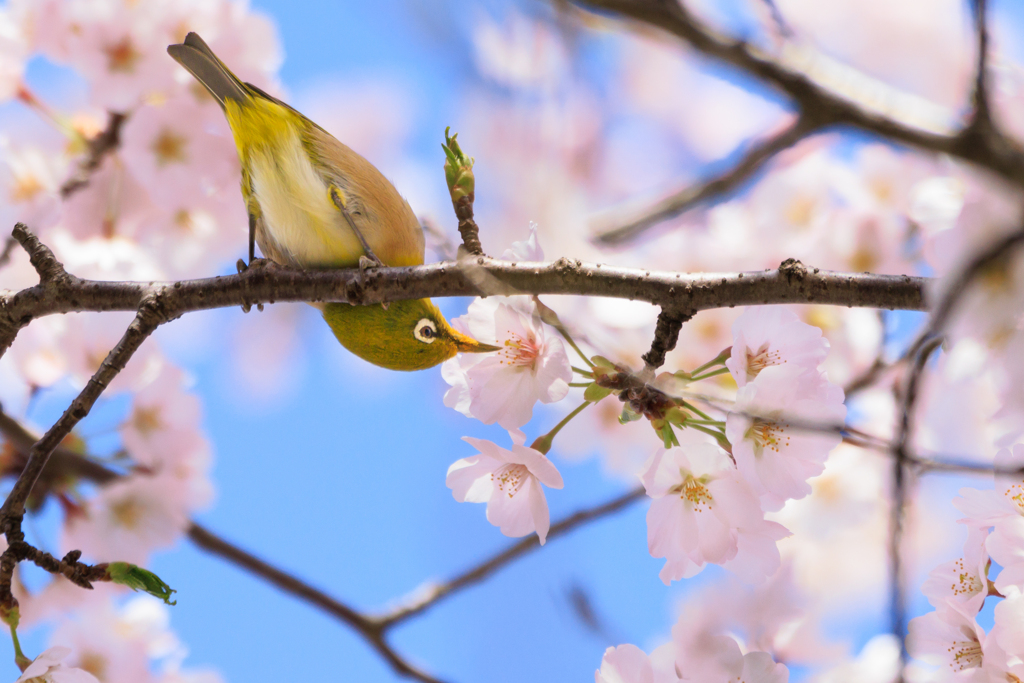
[[323, 299, 497, 371]]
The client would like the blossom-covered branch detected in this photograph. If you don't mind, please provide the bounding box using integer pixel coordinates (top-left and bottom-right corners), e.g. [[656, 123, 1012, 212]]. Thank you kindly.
[[577, 0, 1024, 242]]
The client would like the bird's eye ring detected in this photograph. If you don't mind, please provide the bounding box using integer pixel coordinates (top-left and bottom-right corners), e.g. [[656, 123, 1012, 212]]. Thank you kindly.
[[414, 318, 437, 344]]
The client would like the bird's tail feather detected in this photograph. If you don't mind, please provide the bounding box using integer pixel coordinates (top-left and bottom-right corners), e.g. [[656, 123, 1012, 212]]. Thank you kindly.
[[167, 32, 249, 109]]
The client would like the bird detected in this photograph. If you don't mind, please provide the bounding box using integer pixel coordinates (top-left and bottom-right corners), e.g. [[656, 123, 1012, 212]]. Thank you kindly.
[[167, 32, 496, 371]]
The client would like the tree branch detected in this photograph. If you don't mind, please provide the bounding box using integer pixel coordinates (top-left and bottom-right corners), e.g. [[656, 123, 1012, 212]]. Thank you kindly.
[[0, 228, 929, 361], [594, 115, 817, 244], [0, 302, 167, 530]]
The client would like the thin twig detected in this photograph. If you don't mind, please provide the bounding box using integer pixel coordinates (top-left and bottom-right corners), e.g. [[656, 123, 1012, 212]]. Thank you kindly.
[[377, 487, 646, 627], [967, 0, 992, 131], [0, 237, 16, 270], [60, 112, 127, 199], [186, 524, 446, 683], [594, 116, 816, 244], [888, 336, 943, 675]]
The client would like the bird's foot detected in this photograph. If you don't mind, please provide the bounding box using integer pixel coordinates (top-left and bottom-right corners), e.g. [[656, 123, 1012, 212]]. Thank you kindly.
[[237, 257, 275, 273], [359, 255, 384, 270], [237, 258, 269, 313]]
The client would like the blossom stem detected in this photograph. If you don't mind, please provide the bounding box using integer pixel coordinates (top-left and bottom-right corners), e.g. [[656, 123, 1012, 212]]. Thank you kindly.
[[8, 621, 28, 672], [680, 400, 714, 422], [687, 419, 726, 428], [16, 84, 83, 144], [688, 422, 729, 446], [562, 331, 594, 368], [689, 367, 732, 382], [568, 382, 591, 387], [571, 365, 594, 378], [688, 347, 731, 376], [530, 401, 590, 454]]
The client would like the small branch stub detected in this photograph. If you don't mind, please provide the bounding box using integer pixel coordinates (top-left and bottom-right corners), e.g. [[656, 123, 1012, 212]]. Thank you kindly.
[[642, 308, 691, 370]]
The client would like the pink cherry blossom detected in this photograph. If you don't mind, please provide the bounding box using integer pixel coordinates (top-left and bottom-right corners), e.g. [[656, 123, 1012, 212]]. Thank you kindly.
[[670, 631, 788, 683], [15, 646, 101, 683], [986, 517, 1024, 596], [726, 369, 846, 510], [50, 600, 159, 683], [922, 525, 989, 620], [954, 445, 1024, 528], [61, 474, 190, 565], [641, 443, 788, 584], [118, 360, 213, 509], [992, 593, 1024, 671], [447, 430, 564, 544], [442, 297, 572, 429], [594, 643, 679, 683], [502, 222, 545, 262], [726, 307, 829, 387], [907, 609, 986, 675]]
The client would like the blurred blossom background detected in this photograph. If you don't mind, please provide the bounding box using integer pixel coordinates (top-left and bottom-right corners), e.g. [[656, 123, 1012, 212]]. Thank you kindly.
[[1, 0, 1024, 681]]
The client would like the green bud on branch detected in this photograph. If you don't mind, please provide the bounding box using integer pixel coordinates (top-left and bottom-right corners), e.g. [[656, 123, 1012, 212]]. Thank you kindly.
[[105, 562, 177, 605], [442, 127, 475, 202]]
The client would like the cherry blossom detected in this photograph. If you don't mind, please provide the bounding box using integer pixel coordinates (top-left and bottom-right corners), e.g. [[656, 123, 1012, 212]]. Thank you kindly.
[[726, 307, 829, 387], [442, 297, 572, 429], [118, 360, 213, 509], [726, 368, 845, 510], [907, 609, 987, 675], [447, 430, 564, 544], [61, 474, 190, 565], [15, 646, 100, 683], [670, 632, 788, 683], [955, 445, 1024, 527], [641, 443, 788, 584], [502, 222, 545, 262], [594, 643, 679, 683], [921, 525, 990, 620]]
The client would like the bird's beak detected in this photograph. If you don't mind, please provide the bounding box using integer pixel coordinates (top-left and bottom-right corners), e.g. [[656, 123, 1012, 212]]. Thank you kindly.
[[452, 330, 499, 354]]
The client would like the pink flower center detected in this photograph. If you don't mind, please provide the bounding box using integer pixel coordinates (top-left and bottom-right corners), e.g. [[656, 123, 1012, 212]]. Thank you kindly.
[[947, 637, 982, 672], [674, 475, 713, 512], [492, 463, 530, 498], [747, 418, 791, 455], [498, 331, 540, 369], [746, 342, 785, 382]]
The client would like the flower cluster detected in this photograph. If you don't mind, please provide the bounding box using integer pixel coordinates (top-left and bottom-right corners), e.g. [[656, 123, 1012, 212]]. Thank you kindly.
[[907, 445, 1024, 679]]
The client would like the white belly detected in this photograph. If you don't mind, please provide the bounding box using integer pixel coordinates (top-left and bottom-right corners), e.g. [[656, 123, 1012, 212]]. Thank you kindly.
[[250, 130, 363, 267]]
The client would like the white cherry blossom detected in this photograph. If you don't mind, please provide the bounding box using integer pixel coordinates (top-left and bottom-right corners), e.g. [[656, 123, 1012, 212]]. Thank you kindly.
[[447, 430, 564, 544], [442, 297, 571, 429]]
